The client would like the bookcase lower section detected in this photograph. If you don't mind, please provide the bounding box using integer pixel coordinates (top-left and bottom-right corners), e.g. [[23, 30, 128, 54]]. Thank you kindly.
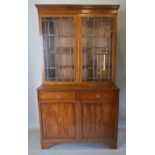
[[37, 85, 119, 149]]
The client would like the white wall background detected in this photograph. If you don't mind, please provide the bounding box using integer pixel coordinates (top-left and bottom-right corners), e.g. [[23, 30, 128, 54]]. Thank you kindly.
[[28, 0, 126, 129]]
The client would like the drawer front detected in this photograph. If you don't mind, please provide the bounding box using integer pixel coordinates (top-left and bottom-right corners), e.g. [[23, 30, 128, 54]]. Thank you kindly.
[[39, 91, 76, 100], [79, 91, 114, 101]]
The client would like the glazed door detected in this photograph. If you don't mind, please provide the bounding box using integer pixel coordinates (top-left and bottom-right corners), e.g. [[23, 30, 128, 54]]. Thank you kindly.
[[40, 15, 78, 84], [79, 15, 115, 83]]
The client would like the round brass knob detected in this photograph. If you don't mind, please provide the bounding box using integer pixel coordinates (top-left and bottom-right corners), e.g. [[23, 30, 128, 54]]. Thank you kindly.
[[96, 94, 101, 98], [56, 94, 61, 98]]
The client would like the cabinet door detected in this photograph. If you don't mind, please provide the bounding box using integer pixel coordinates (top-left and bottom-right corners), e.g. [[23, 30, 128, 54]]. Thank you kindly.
[[41, 102, 76, 139], [41, 15, 78, 83], [81, 101, 116, 139], [79, 15, 115, 82]]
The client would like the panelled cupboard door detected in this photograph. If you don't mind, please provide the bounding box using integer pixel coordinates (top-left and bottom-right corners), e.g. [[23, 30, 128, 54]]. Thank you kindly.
[[79, 14, 116, 83], [81, 101, 116, 139], [40, 15, 78, 84], [41, 102, 76, 139]]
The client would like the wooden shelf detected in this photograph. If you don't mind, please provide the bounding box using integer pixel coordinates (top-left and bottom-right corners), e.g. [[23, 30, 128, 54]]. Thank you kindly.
[[82, 35, 113, 38], [82, 47, 110, 49], [43, 34, 74, 37], [44, 47, 73, 52], [46, 66, 74, 69], [82, 65, 112, 68]]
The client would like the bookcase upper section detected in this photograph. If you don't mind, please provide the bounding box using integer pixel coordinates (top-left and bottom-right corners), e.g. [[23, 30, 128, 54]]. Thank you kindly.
[[36, 5, 119, 85]]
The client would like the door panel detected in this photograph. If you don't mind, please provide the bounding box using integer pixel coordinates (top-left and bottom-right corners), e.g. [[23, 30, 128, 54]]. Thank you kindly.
[[81, 102, 115, 139], [41, 102, 76, 139]]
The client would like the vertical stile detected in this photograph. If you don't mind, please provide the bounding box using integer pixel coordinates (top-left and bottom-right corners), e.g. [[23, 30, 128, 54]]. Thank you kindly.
[[69, 18, 72, 81], [110, 18, 113, 81], [93, 18, 95, 81], [71, 18, 74, 81], [44, 19, 49, 80], [77, 15, 81, 83], [60, 17, 64, 81], [112, 15, 117, 82], [97, 55, 98, 80], [97, 18, 101, 81], [107, 18, 111, 81], [84, 19, 87, 81], [98, 17, 101, 81], [54, 18, 57, 81]]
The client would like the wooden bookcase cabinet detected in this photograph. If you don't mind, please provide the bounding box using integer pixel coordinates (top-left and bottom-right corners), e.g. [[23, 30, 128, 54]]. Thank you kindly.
[[36, 5, 120, 149]]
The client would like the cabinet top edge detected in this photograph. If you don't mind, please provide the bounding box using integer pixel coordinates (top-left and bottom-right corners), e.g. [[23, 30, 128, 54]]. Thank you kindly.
[[35, 4, 120, 10], [37, 84, 119, 92]]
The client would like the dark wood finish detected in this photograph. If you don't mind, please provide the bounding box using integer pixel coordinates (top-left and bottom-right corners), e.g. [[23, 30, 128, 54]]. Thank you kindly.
[[36, 5, 120, 149]]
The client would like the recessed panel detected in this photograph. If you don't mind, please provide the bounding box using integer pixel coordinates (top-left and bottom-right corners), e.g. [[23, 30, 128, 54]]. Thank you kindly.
[[81, 102, 115, 138], [41, 102, 76, 139]]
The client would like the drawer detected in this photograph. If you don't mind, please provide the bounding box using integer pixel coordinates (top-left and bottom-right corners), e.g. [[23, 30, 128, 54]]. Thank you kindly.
[[39, 91, 76, 100], [79, 92, 114, 101]]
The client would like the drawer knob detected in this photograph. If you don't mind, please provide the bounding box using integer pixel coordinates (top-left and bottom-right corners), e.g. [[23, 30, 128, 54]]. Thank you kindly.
[[96, 94, 101, 98], [56, 94, 61, 98]]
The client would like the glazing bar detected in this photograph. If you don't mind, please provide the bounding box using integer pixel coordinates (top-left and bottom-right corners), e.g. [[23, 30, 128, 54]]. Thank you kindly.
[[48, 21, 50, 49]]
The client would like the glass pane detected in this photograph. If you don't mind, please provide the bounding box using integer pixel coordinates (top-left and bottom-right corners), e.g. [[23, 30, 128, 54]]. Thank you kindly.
[[82, 17, 113, 81], [42, 17, 74, 81]]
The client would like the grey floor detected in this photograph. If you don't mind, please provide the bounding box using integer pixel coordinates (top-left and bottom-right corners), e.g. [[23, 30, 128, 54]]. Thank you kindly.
[[29, 128, 126, 155]]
